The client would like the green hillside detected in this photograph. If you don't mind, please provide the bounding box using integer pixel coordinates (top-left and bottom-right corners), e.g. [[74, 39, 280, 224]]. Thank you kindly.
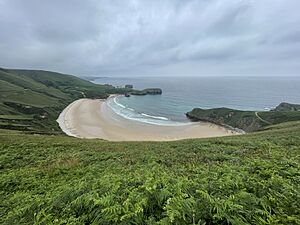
[[187, 106, 300, 132], [273, 102, 300, 112], [0, 122, 300, 224], [0, 68, 128, 133]]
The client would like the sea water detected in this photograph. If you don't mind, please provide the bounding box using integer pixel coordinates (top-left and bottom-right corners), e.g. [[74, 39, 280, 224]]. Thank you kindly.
[[94, 76, 300, 125]]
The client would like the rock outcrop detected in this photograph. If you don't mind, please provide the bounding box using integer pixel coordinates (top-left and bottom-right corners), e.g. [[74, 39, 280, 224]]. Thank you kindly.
[[125, 84, 133, 89], [130, 88, 162, 96]]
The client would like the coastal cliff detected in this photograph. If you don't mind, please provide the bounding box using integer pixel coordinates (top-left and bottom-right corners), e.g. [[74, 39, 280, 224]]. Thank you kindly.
[[187, 108, 261, 132], [272, 102, 300, 112], [130, 88, 162, 95], [187, 102, 300, 132]]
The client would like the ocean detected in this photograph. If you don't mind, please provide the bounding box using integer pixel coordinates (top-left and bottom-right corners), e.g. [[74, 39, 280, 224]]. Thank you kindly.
[[94, 76, 300, 125]]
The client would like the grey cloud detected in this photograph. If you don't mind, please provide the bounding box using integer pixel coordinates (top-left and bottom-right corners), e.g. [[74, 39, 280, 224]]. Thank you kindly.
[[0, 0, 300, 76]]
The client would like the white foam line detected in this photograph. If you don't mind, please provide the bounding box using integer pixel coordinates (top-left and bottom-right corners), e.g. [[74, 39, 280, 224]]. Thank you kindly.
[[141, 113, 169, 121], [107, 97, 193, 126], [113, 97, 126, 108]]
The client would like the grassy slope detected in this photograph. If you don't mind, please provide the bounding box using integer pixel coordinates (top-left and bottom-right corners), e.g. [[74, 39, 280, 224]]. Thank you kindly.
[[187, 107, 300, 132], [0, 68, 128, 133], [0, 122, 300, 224]]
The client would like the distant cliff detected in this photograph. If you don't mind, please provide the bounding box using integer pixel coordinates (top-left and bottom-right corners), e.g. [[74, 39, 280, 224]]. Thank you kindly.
[[130, 88, 162, 96], [187, 103, 300, 132]]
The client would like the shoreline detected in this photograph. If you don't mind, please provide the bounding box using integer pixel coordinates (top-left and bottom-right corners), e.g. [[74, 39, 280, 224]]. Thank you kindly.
[[57, 96, 241, 141]]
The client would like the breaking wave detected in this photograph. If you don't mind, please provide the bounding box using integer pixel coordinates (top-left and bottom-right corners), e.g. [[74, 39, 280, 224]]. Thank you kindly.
[[106, 96, 191, 126]]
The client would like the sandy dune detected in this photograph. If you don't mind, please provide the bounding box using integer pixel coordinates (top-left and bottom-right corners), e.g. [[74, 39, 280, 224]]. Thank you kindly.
[[57, 97, 239, 141]]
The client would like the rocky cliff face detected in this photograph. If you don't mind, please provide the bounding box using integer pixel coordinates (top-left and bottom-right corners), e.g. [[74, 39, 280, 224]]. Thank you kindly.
[[131, 88, 162, 95], [125, 84, 133, 89]]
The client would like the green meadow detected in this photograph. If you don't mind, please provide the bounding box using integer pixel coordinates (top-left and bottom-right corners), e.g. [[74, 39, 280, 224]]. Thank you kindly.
[[1, 122, 300, 224]]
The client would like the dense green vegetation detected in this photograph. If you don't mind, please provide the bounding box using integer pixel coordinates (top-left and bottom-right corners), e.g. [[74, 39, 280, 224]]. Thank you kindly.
[[0, 68, 128, 133], [0, 122, 300, 224], [186, 105, 300, 132]]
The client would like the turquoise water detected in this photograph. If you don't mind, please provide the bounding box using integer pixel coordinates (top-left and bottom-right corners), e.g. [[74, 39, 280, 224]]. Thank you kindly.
[[95, 76, 300, 125]]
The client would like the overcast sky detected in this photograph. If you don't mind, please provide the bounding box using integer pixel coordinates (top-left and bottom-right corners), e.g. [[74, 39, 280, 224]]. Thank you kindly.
[[0, 0, 300, 77]]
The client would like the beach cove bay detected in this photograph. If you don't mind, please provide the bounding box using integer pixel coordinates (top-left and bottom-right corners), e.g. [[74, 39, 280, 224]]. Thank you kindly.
[[94, 76, 300, 125]]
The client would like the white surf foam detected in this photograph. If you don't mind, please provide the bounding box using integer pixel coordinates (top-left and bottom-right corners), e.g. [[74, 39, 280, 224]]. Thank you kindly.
[[107, 96, 192, 126], [113, 97, 126, 108], [141, 113, 169, 121]]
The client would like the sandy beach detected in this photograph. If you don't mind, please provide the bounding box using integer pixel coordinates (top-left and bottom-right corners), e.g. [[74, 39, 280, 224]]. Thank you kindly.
[[57, 96, 239, 141]]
